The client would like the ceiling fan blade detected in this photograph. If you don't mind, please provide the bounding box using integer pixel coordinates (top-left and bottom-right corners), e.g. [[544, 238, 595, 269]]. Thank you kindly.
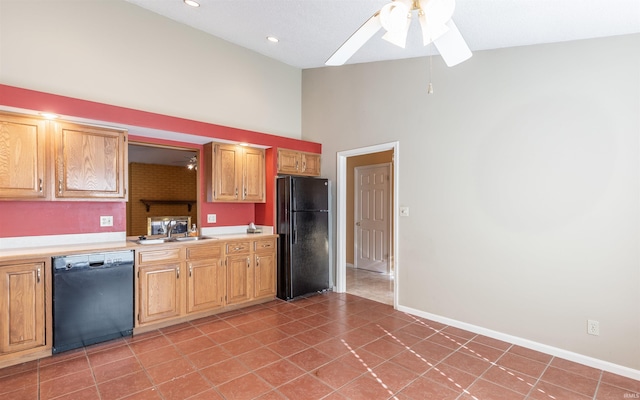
[[433, 20, 472, 67], [325, 12, 382, 66]]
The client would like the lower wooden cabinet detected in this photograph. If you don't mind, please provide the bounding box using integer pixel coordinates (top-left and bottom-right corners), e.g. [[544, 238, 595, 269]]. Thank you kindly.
[[0, 262, 46, 354], [138, 263, 182, 325], [225, 237, 277, 306], [185, 245, 225, 314], [254, 238, 277, 299], [137, 238, 268, 329], [0, 260, 50, 369]]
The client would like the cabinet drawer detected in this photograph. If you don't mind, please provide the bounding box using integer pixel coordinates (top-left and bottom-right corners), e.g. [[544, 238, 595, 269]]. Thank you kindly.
[[137, 248, 181, 265], [186, 244, 222, 260], [225, 241, 251, 255], [254, 237, 276, 252]]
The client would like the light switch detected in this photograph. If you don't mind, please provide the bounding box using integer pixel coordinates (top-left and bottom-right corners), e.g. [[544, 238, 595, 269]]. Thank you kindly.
[[400, 207, 409, 217]]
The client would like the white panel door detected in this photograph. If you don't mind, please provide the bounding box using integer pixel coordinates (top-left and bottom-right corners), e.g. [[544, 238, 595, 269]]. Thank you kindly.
[[354, 163, 391, 273]]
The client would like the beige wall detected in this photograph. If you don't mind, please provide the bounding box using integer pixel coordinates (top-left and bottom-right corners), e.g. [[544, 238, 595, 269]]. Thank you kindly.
[[303, 34, 640, 370], [346, 150, 394, 265], [0, 0, 301, 139], [127, 163, 198, 236]]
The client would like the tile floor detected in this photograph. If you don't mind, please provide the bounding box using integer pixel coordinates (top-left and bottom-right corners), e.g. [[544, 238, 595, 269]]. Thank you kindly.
[[1, 292, 639, 400], [346, 266, 394, 306]]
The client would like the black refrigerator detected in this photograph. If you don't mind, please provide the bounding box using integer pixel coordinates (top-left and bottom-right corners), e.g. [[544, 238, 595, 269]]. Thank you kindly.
[[276, 176, 330, 300]]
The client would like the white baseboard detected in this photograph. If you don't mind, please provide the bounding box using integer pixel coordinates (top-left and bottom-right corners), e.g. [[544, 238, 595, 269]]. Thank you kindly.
[[397, 304, 640, 381]]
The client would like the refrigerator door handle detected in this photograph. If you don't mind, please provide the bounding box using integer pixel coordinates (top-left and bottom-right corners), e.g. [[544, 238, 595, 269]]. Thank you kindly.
[[292, 216, 297, 244]]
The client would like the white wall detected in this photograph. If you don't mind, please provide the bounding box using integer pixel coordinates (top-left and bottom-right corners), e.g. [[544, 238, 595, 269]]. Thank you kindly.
[[303, 34, 640, 370], [0, 0, 301, 138]]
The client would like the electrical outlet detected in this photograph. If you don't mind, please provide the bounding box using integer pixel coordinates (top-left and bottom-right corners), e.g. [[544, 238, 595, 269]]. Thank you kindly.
[[100, 216, 113, 227], [587, 319, 600, 336], [207, 214, 217, 223]]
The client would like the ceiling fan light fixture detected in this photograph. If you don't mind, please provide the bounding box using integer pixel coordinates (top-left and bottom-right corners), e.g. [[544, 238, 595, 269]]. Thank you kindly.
[[380, 2, 411, 34], [380, 1, 411, 48], [418, 12, 449, 45], [187, 155, 197, 170]]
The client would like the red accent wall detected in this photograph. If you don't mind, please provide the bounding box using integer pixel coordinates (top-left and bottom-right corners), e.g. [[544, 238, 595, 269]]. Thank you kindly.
[[0, 85, 321, 238]]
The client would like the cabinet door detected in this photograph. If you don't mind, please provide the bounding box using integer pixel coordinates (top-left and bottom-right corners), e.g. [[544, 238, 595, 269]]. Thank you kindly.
[[226, 255, 251, 305], [186, 259, 225, 313], [277, 149, 300, 174], [242, 147, 265, 202], [54, 121, 127, 199], [254, 251, 276, 299], [213, 144, 240, 201], [138, 264, 182, 325], [0, 263, 45, 354], [301, 153, 321, 176], [0, 113, 47, 199]]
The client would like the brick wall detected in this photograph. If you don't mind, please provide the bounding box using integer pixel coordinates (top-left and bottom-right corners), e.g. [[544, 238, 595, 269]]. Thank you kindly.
[[127, 163, 198, 236]]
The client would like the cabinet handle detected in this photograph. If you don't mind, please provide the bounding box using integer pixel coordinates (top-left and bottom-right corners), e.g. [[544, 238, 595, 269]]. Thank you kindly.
[[302, 161, 306, 171], [176, 267, 180, 279], [189, 263, 192, 277], [295, 160, 299, 171], [58, 179, 62, 194], [256, 256, 260, 267], [38, 178, 43, 192], [235, 188, 238, 198], [244, 187, 247, 199], [37, 268, 41, 283], [247, 257, 250, 268]]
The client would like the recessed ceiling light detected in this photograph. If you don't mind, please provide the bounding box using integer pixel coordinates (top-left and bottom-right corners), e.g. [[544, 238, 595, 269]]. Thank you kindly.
[[184, 0, 200, 7], [266, 36, 279, 43]]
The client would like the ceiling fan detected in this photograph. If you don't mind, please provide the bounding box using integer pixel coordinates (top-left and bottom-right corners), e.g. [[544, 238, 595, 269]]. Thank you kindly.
[[326, 0, 472, 67]]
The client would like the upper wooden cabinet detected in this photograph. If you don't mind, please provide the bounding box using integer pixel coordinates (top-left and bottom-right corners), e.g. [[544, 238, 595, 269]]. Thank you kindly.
[[204, 142, 265, 203], [0, 112, 48, 199], [277, 148, 321, 176], [0, 111, 128, 201], [54, 121, 128, 199]]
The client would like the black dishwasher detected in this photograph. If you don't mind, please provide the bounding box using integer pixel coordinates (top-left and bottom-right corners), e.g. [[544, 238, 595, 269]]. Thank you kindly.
[[52, 250, 134, 354]]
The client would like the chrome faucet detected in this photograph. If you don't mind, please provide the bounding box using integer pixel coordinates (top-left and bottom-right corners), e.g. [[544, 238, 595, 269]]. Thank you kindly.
[[165, 220, 177, 238]]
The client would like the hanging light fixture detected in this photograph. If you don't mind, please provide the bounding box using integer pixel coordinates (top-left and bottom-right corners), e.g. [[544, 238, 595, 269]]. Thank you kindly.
[[187, 155, 197, 170]]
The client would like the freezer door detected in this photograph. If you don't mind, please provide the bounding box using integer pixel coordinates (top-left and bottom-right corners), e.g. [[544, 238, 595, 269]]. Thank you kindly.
[[291, 177, 328, 211], [290, 210, 329, 298]]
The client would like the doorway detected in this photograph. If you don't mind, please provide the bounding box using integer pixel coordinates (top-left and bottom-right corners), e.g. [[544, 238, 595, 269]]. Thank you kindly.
[[336, 142, 399, 308]]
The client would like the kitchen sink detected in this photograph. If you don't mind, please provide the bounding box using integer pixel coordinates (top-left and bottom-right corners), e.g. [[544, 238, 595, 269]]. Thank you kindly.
[[136, 236, 217, 244], [172, 236, 217, 241], [136, 238, 168, 245]]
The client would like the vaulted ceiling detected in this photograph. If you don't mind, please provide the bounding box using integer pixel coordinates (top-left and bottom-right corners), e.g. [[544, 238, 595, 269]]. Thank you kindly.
[[125, 0, 640, 69]]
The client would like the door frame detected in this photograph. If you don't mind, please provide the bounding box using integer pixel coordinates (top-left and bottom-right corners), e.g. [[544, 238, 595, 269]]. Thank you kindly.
[[336, 141, 399, 308], [354, 162, 392, 274]]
